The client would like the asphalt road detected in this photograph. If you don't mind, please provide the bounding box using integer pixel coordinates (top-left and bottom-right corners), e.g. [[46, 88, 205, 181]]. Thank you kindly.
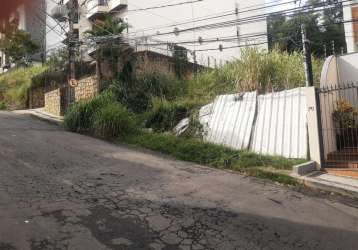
[[0, 111, 358, 250]]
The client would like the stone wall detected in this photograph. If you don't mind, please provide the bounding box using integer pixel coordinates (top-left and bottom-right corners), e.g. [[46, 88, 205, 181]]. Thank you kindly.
[[44, 88, 64, 116], [28, 87, 45, 109], [43, 76, 99, 116], [74, 76, 99, 102]]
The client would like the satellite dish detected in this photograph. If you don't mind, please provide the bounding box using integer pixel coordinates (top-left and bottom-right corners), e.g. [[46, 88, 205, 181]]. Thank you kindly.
[[51, 5, 68, 22]]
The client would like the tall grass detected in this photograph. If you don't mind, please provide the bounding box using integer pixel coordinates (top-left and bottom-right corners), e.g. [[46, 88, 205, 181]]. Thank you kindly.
[[0, 66, 48, 109], [186, 48, 323, 103]]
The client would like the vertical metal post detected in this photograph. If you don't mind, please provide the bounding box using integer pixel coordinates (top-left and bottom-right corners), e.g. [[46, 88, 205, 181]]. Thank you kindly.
[[331, 40, 335, 55], [67, 0, 78, 108], [235, 2, 240, 47], [301, 24, 314, 87]]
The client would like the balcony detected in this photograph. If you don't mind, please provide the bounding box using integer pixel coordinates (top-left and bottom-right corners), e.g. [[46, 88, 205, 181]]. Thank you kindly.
[[109, 0, 128, 12], [86, 0, 110, 20]]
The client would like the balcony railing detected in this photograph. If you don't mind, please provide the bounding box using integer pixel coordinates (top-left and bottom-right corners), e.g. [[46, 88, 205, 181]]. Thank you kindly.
[[86, 0, 110, 19]]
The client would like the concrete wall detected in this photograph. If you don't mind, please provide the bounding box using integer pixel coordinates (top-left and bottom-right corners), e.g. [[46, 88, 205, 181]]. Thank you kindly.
[[344, 2, 358, 53], [320, 53, 358, 87]]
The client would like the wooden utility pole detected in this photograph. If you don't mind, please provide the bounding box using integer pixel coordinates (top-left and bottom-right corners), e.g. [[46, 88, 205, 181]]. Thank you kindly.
[[301, 24, 314, 87]]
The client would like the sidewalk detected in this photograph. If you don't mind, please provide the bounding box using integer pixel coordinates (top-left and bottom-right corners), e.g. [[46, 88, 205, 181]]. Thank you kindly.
[[292, 171, 358, 198], [14, 108, 64, 126]]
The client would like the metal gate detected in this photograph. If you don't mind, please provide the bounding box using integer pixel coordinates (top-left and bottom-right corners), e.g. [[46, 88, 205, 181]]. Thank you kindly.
[[318, 83, 358, 168]]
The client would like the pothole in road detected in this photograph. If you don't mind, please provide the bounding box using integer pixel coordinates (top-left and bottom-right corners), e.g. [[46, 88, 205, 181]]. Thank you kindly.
[[78, 205, 165, 250]]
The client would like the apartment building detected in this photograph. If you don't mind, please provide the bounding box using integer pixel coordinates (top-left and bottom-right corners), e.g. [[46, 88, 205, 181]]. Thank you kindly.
[[343, 0, 358, 53], [0, 0, 47, 73], [58, 0, 268, 65]]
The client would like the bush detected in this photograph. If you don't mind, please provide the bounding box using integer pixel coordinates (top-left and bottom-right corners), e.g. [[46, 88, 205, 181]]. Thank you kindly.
[[145, 98, 199, 132], [0, 101, 6, 110], [64, 90, 116, 133], [113, 70, 187, 113], [93, 102, 137, 139]]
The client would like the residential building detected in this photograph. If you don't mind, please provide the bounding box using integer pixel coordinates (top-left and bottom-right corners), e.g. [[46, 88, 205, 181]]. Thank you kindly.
[[58, 0, 268, 65], [0, 0, 47, 73], [343, 0, 358, 53]]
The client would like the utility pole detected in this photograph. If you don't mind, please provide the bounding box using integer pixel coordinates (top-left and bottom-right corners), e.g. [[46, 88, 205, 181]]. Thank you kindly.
[[301, 24, 314, 87], [67, 0, 78, 108], [235, 2, 240, 47]]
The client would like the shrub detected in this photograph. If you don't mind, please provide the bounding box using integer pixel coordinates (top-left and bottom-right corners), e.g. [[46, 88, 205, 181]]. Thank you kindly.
[[93, 102, 137, 139], [113, 70, 187, 113], [0, 101, 6, 110], [145, 98, 199, 132], [64, 90, 116, 133]]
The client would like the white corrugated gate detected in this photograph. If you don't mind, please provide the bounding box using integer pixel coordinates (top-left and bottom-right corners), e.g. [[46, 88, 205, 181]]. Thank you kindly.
[[201, 92, 257, 150], [199, 88, 308, 158], [250, 88, 307, 159]]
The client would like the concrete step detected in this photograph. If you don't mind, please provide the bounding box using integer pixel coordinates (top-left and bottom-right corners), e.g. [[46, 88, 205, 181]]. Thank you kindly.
[[322, 168, 358, 179], [324, 161, 358, 169]]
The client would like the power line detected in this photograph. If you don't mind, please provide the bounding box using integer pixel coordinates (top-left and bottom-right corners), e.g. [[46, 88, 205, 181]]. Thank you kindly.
[[139, 0, 355, 38], [127, 0, 297, 35]]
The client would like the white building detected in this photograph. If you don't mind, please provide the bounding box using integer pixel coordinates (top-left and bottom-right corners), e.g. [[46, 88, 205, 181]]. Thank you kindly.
[[343, 0, 358, 53], [0, 0, 48, 73], [60, 0, 268, 65]]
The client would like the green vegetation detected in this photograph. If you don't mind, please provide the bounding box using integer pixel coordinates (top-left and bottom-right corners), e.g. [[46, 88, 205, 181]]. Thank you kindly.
[[0, 24, 39, 66], [0, 66, 47, 109], [145, 98, 199, 132], [123, 132, 304, 185], [267, 0, 346, 57], [0, 101, 6, 110], [64, 90, 117, 133], [186, 48, 323, 104], [93, 102, 137, 139], [63, 48, 316, 186], [112, 70, 186, 113]]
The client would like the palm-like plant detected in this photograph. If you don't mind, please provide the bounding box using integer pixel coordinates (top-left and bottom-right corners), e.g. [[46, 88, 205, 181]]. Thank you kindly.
[[85, 14, 133, 80]]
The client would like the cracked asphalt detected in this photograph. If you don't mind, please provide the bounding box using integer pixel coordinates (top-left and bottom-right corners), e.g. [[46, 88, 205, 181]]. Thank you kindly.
[[0, 111, 358, 250]]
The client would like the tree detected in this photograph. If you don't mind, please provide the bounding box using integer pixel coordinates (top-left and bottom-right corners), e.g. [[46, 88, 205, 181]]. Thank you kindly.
[[46, 46, 69, 69], [85, 14, 133, 80], [169, 44, 188, 79], [267, 0, 346, 57], [0, 23, 39, 66]]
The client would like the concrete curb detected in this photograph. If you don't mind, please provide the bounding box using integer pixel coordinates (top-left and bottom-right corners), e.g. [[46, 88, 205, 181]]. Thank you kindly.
[[292, 161, 317, 176], [28, 113, 63, 127], [13, 109, 64, 127], [291, 172, 358, 199]]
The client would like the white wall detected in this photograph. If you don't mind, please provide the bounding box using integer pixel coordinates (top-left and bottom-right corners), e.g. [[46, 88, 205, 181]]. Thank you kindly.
[[123, 0, 268, 64], [343, 1, 358, 53]]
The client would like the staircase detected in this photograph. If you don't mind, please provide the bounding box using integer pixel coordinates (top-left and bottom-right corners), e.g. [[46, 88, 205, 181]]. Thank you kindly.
[[323, 148, 358, 178]]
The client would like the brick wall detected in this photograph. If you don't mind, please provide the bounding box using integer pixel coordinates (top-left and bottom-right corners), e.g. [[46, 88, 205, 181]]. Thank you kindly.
[[44, 88, 64, 116], [74, 76, 99, 102]]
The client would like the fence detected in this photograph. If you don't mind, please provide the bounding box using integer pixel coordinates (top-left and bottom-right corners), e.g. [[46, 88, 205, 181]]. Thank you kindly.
[[200, 87, 308, 159], [318, 83, 358, 166]]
